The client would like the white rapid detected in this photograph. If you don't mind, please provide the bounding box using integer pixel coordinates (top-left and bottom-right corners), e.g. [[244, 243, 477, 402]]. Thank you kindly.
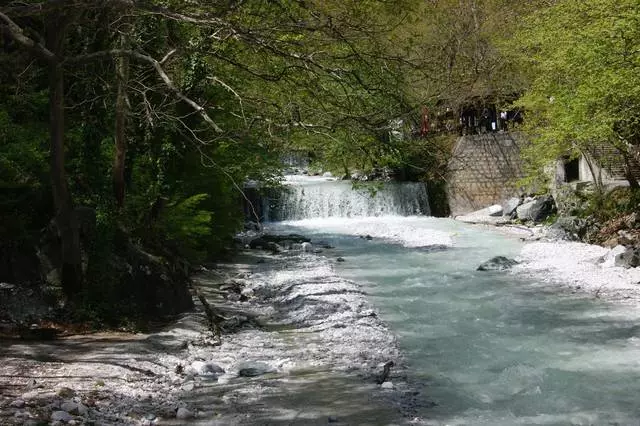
[[266, 177, 640, 425], [267, 176, 430, 221]]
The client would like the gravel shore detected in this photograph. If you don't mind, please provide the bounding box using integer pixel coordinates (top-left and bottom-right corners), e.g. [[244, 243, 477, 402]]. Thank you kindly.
[[0, 250, 410, 425]]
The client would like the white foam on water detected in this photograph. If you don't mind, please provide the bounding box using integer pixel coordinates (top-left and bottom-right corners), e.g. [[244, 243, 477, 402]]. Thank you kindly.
[[274, 216, 453, 248]]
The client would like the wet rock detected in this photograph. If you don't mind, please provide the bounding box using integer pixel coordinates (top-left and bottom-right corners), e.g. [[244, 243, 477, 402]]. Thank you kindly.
[[376, 360, 394, 384], [615, 247, 640, 269], [244, 221, 261, 232], [190, 360, 225, 377], [9, 399, 25, 408], [516, 195, 556, 222], [477, 256, 519, 271], [241, 287, 254, 299], [57, 387, 76, 398], [63, 402, 87, 416], [51, 410, 74, 422], [328, 415, 339, 423], [176, 407, 194, 420], [238, 361, 276, 377], [260, 234, 311, 244], [227, 293, 241, 302], [249, 238, 283, 253], [336, 257, 345, 262]]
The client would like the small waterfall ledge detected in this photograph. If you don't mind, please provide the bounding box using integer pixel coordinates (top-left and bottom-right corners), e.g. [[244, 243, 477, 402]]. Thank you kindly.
[[267, 176, 430, 221]]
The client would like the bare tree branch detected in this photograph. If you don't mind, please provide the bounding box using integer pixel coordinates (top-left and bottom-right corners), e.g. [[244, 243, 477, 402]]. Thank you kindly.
[[0, 10, 56, 61], [66, 49, 223, 133]]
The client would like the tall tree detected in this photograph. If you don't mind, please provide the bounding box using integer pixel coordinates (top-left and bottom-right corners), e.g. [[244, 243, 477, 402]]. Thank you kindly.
[[511, 0, 640, 187]]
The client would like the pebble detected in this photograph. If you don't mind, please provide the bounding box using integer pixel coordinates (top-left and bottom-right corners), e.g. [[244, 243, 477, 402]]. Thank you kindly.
[[328, 415, 339, 422], [10, 399, 25, 408], [60, 402, 77, 413], [51, 410, 74, 422], [380, 381, 394, 390], [57, 387, 76, 398], [176, 407, 194, 419]]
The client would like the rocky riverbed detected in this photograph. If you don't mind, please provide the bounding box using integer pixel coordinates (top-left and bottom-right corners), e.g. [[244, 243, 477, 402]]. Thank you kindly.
[[0, 249, 414, 425]]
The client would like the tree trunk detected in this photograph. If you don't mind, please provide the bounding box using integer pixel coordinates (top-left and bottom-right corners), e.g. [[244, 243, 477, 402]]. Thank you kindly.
[[114, 50, 130, 208], [46, 18, 83, 298]]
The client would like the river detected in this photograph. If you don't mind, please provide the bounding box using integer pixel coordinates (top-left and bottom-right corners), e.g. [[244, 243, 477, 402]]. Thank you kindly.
[[266, 176, 640, 425]]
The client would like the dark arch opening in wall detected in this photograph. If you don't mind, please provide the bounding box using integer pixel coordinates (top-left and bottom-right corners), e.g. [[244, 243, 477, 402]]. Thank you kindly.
[[564, 157, 580, 182]]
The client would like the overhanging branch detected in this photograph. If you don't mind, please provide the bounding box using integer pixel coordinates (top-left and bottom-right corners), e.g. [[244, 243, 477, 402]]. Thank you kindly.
[[0, 10, 56, 61], [67, 49, 223, 133]]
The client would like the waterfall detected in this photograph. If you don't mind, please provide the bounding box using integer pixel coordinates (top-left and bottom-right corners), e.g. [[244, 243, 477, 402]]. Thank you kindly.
[[267, 176, 430, 221]]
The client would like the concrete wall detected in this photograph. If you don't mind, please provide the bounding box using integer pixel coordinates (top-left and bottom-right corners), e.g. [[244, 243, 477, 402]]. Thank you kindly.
[[447, 132, 525, 216]]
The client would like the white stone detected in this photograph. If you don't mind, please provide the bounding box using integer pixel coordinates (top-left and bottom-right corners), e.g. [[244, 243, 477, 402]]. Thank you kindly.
[[602, 245, 627, 268], [301, 242, 312, 252], [380, 381, 394, 389], [487, 204, 503, 216]]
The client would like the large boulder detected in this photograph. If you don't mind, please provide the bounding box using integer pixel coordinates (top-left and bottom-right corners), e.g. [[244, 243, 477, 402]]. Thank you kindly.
[[502, 197, 521, 217], [515, 195, 556, 223], [477, 256, 519, 271], [547, 216, 587, 241]]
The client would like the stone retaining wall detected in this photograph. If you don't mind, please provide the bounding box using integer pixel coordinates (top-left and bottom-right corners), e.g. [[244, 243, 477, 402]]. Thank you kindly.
[[447, 132, 525, 216]]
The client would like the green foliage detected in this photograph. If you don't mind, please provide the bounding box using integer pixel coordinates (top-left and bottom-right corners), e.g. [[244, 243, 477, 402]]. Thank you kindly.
[[159, 194, 212, 259], [510, 0, 640, 185]]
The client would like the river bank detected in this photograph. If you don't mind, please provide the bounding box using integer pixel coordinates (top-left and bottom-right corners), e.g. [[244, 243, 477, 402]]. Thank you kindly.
[[0, 249, 413, 425], [456, 218, 640, 302], [3, 215, 640, 425]]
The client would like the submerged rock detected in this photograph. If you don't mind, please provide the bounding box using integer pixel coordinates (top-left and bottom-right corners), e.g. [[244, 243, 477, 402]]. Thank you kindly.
[[477, 256, 519, 271], [238, 361, 276, 377]]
